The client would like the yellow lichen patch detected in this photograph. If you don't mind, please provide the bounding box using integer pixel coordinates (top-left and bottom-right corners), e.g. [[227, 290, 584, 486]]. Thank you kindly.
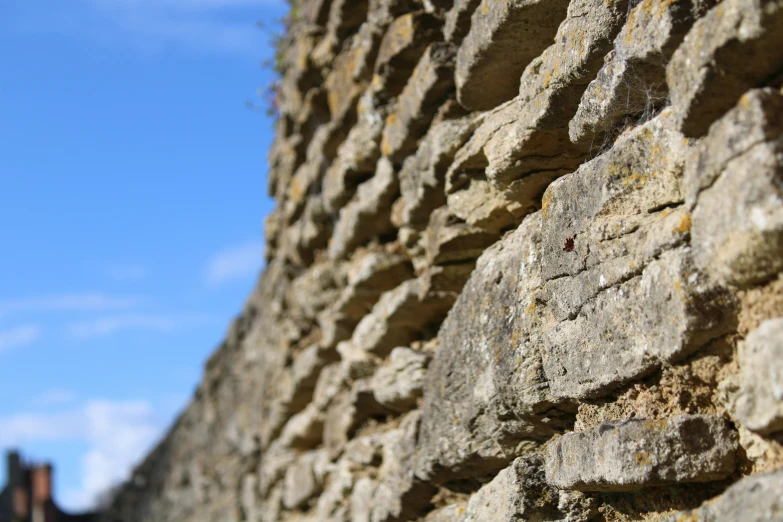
[[623, 173, 649, 187], [643, 418, 670, 432], [634, 451, 653, 466], [674, 213, 692, 234], [541, 189, 554, 216]]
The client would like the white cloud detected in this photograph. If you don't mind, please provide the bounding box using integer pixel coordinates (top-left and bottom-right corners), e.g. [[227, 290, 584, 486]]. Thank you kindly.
[[80, 0, 287, 56], [0, 293, 141, 318], [31, 389, 78, 408], [0, 324, 43, 353], [67, 313, 212, 339], [0, 399, 169, 512], [205, 240, 263, 286]]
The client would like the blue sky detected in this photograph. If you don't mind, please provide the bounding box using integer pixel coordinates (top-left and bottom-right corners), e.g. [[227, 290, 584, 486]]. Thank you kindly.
[[0, 0, 288, 511]]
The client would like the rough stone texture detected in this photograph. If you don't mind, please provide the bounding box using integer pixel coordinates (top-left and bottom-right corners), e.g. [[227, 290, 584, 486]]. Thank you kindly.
[[102, 1, 783, 521], [733, 319, 783, 435], [455, 0, 570, 110], [667, 0, 783, 137], [463, 455, 597, 521], [663, 470, 783, 521], [570, 0, 713, 145], [381, 43, 457, 162], [687, 88, 783, 288], [545, 415, 738, 491], [446, 0, 630, 233]]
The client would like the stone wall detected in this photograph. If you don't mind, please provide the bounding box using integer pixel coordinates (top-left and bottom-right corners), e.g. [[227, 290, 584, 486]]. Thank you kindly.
[[103, 0, 783, 520]]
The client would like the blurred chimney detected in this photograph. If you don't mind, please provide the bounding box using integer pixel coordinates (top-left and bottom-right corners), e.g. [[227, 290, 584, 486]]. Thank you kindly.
[[6, 450, 21, 489], [13, 485, 30, 519], [32, 464, 53, 503]]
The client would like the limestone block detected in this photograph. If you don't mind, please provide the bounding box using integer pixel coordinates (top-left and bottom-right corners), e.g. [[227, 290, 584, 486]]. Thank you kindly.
[[545, 415, 737, 491], [283, 450, 330, 509], [455, 0, 570, 110], [351, 477, 378, 522], [381, 43, 456, 162], [667, 0, 783, 137], [332, 250, 414, 322], [463, 455, 597, 522], [423, 207, 496, 266], [443, 0, 481, 43], [570, 0, 711, 144], [329, 158, 399, 260], [447, 0, 630, 232], [734, 319, 783, 435], [416, 116, 736, 484], [350, 278, 455, 357], [371, 347, 430, 413], [662, 470, 783, 521], [323, 110, 385, 213], [371, 412, 437, 522], [374, 12, 442, 98], [324, 380, 388, 459], [278, 404, 325, 450], [399, 113, 479, 232], [688, 88, 783, 287]]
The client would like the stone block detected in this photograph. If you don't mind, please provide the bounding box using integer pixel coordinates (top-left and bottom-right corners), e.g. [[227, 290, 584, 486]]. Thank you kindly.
[[374, 12, 442, 98], [371, 412, 437, 522], [545, 415, 738, 491], [667, 0, 783, 137], [463, 454, 597, 522], [381, 43, 457, 162], [688, 88, 783, 287], [455, 0, 570, 110], [329, 158, 399, 260], [733, 319, 783, 435], [371, 347, 430, 413], [570, 0, 710, 144]]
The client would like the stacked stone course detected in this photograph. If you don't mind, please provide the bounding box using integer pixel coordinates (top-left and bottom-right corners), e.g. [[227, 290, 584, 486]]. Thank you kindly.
[[104, 0, 783, 520]]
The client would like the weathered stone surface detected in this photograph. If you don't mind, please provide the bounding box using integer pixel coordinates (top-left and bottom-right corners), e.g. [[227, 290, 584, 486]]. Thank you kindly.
[[372, 412, 437, 522], [373, 11, 442, 98], [381, 43, 457, 162], [329, 158, 399, 260], [324, 379, 388, 458], [371, 347, 430, 412], [350, 277, 455, 357], [447, 0, 630, 232], [283, 450, 329, 509], [687, 88, 783, 287], [399, 113, 479, 233], [662, 470, 783, 521], [463, 454, 597, 522], [570, 0, 710, 145], [733, 319, 783, 435], [423, 207, 495, 266], [417, 116, 736, 484], [455, 0, 570, 111], [323, 102, 386, 213], [546, 415, 737, 492], [443, 0, 481, 43], [667, 0, 783, 137]]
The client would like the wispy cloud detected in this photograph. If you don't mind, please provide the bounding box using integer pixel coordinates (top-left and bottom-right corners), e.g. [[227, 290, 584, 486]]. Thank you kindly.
[[0, 293, 141, 318], [67, 313, 212, 339], [0, 324, 43, 353], [31, 389, 79, 408], [205, 240, 263, 286], [0, 399, 168, 512], [79, 0, 288, 56]]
